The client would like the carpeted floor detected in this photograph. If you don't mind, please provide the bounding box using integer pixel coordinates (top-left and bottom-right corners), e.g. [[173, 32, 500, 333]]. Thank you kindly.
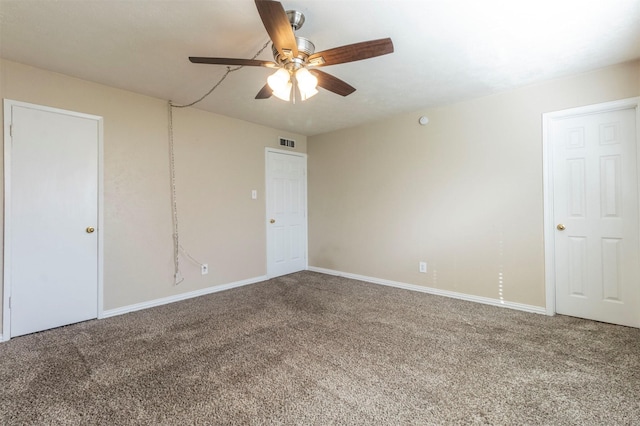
[[1, 271, 639, 425]]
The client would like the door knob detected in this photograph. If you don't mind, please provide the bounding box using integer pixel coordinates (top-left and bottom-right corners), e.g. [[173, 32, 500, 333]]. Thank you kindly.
[[270, 219, 276, 224], [556, 224, 566, 231], [86, 226, 95, 233]]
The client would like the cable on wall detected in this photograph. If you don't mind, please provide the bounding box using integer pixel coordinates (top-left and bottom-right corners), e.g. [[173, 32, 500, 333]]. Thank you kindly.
[[167, 40, 271, 285]]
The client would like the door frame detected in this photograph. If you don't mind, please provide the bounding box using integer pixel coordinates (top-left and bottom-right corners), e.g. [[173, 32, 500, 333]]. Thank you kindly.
[[542, 97, 640, 317], [265, 147, 308, 278], [3, 99, 105, 342]]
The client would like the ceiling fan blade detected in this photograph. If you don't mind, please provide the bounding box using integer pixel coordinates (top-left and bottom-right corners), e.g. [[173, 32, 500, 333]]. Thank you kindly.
[[255, 0, 298, 59], [309, 70, 356, 97], [189, 57, 277, 67], [255, 84, 273, 99], [308, 38, 394, 67]]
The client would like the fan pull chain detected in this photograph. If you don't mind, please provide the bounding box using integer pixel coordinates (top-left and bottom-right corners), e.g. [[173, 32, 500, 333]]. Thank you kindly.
[[167, 40, 270, 285]]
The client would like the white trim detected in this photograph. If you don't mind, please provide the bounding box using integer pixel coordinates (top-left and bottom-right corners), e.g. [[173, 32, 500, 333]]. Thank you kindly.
[[2, 99, 104, 342], [3, 100, 12, 342], [309, 267, 546, 315], [265, 148, 309, 279], [542, 107, 557, 317], [542, 97, 640, 318], [102, 275, 267, 319], [96, 112, 105, 320]]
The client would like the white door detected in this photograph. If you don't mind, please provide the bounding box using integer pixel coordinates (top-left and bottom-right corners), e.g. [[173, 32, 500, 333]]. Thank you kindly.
[[5, 101, 102, 338], [266, 149, 307, 278], [547, 100, 639, 327]]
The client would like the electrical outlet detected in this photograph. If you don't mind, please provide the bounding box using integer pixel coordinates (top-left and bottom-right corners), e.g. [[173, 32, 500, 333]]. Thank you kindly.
[[201, 264, 209, 275], [419, 262, 427, 273]]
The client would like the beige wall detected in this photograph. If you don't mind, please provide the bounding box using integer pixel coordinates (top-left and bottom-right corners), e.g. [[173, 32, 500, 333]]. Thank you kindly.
[[308, 60, 640, 308], [1, 57, 638, 334], [0, 59, 306, 329]]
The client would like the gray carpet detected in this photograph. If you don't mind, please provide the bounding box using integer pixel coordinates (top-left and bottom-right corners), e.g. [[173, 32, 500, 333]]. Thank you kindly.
[[1, 271, 639, 425]]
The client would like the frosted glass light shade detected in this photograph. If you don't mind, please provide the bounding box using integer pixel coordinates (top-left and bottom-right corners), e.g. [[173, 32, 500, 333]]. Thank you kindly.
[[267, 68, 292, 101], [295, 68, 318, 101]]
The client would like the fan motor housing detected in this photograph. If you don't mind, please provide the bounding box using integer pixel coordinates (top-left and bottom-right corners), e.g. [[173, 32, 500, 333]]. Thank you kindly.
[[272, 36, 315, 69]]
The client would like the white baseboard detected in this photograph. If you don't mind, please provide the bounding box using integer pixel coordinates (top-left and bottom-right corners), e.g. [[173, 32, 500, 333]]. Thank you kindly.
[[3, 269, 544, 343], [101, 275, 268, 319], [308, 267, 546, 315]]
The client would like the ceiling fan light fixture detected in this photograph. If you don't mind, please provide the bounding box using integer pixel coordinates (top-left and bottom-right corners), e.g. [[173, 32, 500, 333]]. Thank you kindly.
[[189, 2, 394, 102], [267, 68, 292, 101], [295, 68, 318, 101]]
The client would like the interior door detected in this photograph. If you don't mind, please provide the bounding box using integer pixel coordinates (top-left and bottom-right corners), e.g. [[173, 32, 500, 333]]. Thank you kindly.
[[266, 149, 307, 278], [6, 101, 101, 338], [550, 104, 639, 327]]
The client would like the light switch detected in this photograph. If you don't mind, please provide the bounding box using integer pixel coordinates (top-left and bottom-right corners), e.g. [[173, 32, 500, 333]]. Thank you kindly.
[[251, 190, 257, 200]]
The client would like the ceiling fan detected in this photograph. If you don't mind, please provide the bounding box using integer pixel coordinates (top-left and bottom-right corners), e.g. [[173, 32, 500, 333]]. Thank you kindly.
[[189, 0, 394, 102]]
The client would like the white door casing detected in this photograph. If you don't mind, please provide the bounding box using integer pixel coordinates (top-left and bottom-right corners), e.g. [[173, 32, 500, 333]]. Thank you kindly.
[[265, 148, 308, 278], [543, 98, 640, 328], [3, 99, 104, 340]]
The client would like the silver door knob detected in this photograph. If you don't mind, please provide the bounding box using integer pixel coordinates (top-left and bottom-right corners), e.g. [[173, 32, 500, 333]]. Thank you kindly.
[[556, 224, 566, 231]]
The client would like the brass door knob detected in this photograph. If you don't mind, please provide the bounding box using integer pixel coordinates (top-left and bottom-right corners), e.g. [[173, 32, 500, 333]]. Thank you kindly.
[[86, 226, 95, 233], [556, 224, 566, 231], [270, 219, 276, 224]]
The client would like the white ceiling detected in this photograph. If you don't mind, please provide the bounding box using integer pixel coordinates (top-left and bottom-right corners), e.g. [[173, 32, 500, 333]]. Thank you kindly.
[[1, 0, 639, 136]]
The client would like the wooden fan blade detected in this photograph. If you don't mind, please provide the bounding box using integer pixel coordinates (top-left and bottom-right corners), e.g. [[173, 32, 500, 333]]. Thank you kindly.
[[255, 84, 273, 99], [255, 0, 298, 59], [309, 70, 356, 97], [189, 57, 277, 67], [308, 38, 394, 67]]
